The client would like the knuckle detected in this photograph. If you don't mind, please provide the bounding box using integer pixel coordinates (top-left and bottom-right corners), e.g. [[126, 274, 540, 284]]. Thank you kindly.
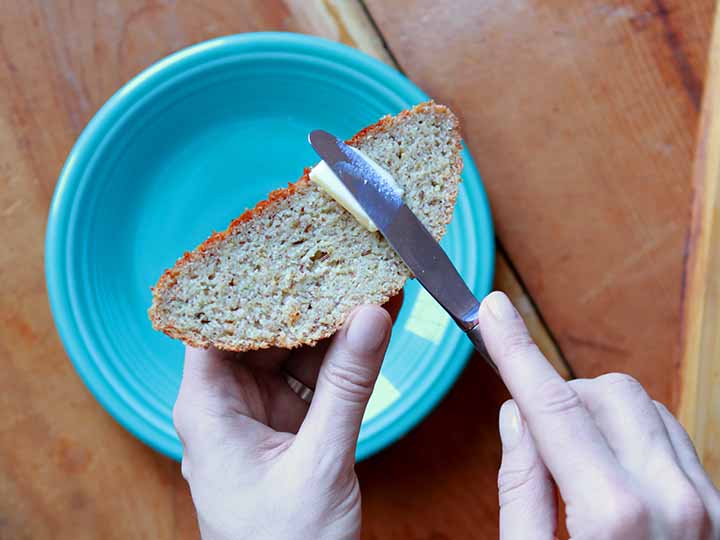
[[653, 400, 670, 415], [708, 488, 720, 522], [500, 328, 537, 360], [497, 464, 542, 507], [666, 485, 707, 532], [597, 372, 644, 395], [534, 377, 583, 416], [172, 402, 189, 436], [601, 492, 650, 536], [180, 455, 191, 481], [321, 359, 374, 403]]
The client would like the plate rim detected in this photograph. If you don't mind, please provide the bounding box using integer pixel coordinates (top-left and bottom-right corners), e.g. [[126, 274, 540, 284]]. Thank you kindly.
[[45, 31, 495, 462]]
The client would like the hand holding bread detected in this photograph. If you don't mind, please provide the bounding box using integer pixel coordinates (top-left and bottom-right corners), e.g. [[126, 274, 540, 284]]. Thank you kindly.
[[174, 303, 396, 540]]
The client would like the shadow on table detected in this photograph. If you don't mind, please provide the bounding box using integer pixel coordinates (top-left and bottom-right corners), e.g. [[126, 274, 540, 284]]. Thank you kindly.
[[357, 354, 509, 539]]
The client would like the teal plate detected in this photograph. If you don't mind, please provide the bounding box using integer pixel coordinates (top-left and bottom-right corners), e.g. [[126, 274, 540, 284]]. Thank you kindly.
[[45, 33, 494, 461]]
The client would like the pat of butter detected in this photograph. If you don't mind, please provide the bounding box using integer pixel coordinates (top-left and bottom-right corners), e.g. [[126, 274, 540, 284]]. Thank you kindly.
[[309, 148, 404, 232]]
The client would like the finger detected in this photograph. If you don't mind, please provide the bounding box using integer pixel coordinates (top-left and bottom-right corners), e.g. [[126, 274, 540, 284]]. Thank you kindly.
[[174, 347, 267, 452], [570, 375, 706, 538], [177, 346, 240, 410], [569, 375, 677, 470], [655, 401, 720, 538], [284, 292, 402, 388], [283, 339, 331, 388], [497, 400, 557, 540], [298, 305, 391, 465], [261, 375, 309, 433], [206, 347, 309, 434], [479, 292, 623, 510]]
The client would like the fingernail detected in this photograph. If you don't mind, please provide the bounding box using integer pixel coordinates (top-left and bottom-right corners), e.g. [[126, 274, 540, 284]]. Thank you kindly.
[[499, 400, 524, 450], [345, 306, 390, 354], [485, 292, 518, 321]]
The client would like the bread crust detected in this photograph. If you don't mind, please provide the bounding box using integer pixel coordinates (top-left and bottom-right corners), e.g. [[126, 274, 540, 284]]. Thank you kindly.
[[149, 101, 463, 350]]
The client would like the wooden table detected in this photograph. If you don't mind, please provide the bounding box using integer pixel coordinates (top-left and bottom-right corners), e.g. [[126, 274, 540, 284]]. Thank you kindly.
[[0, 1, 715, 538]]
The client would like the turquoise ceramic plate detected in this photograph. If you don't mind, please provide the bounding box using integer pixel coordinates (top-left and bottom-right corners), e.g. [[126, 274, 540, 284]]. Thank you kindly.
[[45, 33, 494, 461]]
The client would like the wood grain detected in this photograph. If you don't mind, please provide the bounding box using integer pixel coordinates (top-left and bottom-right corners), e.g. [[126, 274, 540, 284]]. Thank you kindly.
[[679, 2, 720, 481], [364, 0, 715, 407], [0, 1, 557, 539], [495, 250, 569, 378], [358, 357, 508, 540], [1, 1, 713, 539]]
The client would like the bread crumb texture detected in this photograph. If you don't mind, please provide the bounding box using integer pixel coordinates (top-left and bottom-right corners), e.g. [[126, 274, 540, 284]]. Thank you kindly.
[[148, 102, 463, 351]]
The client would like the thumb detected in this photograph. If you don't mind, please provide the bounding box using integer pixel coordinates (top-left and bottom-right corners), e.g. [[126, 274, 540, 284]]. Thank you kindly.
[[498, 400, 557, 540], [298, 305, 391, 463]]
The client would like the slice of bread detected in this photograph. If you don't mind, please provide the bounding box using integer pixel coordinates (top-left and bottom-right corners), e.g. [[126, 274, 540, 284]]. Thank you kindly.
[[149, 101, 463, 351]]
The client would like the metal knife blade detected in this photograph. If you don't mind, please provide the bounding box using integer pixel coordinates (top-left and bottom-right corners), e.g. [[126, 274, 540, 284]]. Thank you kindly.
[[309, 130, 493, 368]]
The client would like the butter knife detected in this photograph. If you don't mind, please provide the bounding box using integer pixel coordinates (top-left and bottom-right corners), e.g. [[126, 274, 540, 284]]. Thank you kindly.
[[308, 130, 496, 371]]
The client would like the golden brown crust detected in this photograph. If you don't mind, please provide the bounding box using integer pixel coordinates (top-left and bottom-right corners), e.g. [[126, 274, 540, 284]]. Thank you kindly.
[[149, 101, 463, 350]]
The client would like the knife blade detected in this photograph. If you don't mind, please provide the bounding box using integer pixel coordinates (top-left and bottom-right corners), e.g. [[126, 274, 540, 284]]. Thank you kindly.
[[308, 129, 494, 370]]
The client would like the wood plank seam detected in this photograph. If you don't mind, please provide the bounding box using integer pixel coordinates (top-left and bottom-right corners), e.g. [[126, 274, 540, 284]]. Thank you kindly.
[[495, 241, 575, 378], [678, 0, 720, 481], [355, 0, 404, 68], [353, 0, 573, 378], [651, 0, 703, 111], [358, 0, 716, 404]]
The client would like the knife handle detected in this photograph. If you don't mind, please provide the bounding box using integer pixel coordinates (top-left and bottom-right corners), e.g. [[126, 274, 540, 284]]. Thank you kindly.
[[466, 324, 499, 374]]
